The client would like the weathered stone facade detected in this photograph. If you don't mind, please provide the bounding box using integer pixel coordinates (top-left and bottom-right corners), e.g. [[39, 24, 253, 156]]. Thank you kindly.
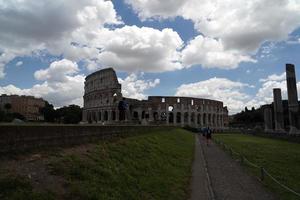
[[0, 94, 45, 121], [82, 68, 228, 129]]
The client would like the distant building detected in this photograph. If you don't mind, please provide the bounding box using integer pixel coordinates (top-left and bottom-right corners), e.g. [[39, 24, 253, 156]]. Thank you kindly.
[[82, 68, 229, 130], [0, 94, 46, 121]]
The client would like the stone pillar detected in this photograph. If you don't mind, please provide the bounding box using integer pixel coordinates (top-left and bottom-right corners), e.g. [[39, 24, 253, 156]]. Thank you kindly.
[[114, 110, 118, 122], [149, 108, 153, 122], [264, 106, 273, 132], [108, 110, 112, 122], [286, 64, 300, 134], [82, 110, 87, 122], [273, 88, 284, 132], [166, 104, 169, 125], [173, 112, 177, 125]]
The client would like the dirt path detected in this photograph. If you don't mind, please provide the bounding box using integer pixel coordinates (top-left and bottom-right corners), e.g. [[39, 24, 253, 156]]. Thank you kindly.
[[190, 134, 276, 200]]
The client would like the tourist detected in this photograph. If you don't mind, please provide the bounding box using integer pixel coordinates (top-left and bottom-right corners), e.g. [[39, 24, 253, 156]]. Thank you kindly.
[[206, 127, 212, 146]]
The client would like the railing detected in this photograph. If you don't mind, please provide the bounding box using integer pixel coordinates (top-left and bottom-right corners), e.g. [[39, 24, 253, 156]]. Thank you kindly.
[[214, 139, 300, 198]]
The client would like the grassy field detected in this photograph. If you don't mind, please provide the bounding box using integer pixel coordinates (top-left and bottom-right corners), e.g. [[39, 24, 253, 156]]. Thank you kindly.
[[214, 134, 300, 200], [0, 128, 194, 200]]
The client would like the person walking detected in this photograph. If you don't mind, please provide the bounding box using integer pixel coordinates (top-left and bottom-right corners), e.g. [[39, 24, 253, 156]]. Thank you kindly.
[[206, 126, 212, 146]]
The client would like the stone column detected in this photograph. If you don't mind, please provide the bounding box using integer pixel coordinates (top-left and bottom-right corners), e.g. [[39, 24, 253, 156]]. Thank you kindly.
[[173, 112, 177, 125], [273, 88, 284, 132], [82, 110, 87, 122], [108, 110, 112, 123], [115, 110, 119, 122], [264, 106, 273, 132], [148, 108, 153, 122], [165, 104, 169, 125], [286, 64, 300, 134]]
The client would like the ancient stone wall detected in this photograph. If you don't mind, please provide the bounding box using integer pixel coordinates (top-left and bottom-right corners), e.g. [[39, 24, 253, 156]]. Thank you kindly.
[[0, 125, 170, 153]]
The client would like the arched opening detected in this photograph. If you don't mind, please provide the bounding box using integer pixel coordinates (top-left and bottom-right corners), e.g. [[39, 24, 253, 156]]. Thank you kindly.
[[197, 114, 201, 125], [161, 112, 167, 121], [112, 111, 116, 121], [153, 112, 159, 121], [203, 113, 206, 126], [104, 111, 108, 121], [98, 111, 102, 121], [87, 112, 92, 123], [168, 105, 174, 112], [93, 112, 97, 122], [169, 112, 174, 123], [191, 113, 195, 124], [142, 111, 146, 119], [208, 114, 211, 125], [184, 112, 189, 124], [133, 111, 139, 120], [176, 112, 181, 124]]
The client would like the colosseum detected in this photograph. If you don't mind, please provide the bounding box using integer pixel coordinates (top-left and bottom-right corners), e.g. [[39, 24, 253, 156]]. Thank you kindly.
[[82, 68, 229, 129]]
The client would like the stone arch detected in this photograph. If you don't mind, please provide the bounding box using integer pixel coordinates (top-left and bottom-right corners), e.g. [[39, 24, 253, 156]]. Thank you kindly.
[[87, 111, 92, 123], [98, 111, 101, 121], [112, 110, 116, 121], [191, 112, 195, 124], [184, 112, 189, 124], [153, 112, 159, 121], [168, 112, 174, 124], [161, 112, 167, 121], [176, 112, 181, 124], [93, 112, 97, 122], [197, 114, 201, 125], [133, 111, 139, 120], [104, 111, 108, 121]]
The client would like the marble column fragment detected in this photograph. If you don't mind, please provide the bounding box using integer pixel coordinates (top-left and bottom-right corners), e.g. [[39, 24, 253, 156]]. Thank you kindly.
[[264, 106, 273, 132], [273, 88, 285, 132], [286, 64, 300, 134]]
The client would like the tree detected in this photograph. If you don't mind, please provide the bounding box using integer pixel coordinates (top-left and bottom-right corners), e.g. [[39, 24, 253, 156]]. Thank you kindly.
[[4, 103, 12, 113], [56, 105, 82, 124], [40, 101, 57, 122], [0, 109, 5, 122]]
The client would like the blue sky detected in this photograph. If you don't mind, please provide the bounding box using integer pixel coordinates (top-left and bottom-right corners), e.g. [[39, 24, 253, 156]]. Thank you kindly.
[[0, 0, 300, 113]]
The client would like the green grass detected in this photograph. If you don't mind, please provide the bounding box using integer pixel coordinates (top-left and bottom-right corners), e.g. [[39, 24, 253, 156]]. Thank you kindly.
[[214, 133, 300, 200], [47, 128, 194, 200], [0, 170, 55, 200]]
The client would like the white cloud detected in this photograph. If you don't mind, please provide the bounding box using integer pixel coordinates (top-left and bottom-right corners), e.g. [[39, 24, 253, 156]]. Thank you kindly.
[[34, 59, 79, 83], [118, 73, 160, 100], [175, 71, 300, 114], [15, 61, 23, 66], [0, 0, 121, 78], [94, 26, 183, 72], [175, 77, 252, 113], [181, 35, 255, 69], [126, 0, 300, 53], [0, 59, 85, 107]]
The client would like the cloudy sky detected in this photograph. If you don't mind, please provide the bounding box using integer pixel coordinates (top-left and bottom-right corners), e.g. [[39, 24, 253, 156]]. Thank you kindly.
[[0, 0, 300, 114]]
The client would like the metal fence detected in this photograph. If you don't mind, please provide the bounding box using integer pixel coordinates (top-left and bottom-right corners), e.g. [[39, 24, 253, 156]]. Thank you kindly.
[[214, 139, 300, 198]]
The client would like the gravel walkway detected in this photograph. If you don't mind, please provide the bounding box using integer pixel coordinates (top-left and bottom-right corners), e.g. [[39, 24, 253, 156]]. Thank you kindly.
[[190, 134, 277, 200]]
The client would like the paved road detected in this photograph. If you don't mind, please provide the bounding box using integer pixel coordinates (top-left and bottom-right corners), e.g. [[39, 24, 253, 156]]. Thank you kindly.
[[189, 134, 276, 200]]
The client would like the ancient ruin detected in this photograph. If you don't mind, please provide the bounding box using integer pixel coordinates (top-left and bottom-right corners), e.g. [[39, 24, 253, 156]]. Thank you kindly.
[[82, 68, 228, 130], [264, 64, 300, 134]]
